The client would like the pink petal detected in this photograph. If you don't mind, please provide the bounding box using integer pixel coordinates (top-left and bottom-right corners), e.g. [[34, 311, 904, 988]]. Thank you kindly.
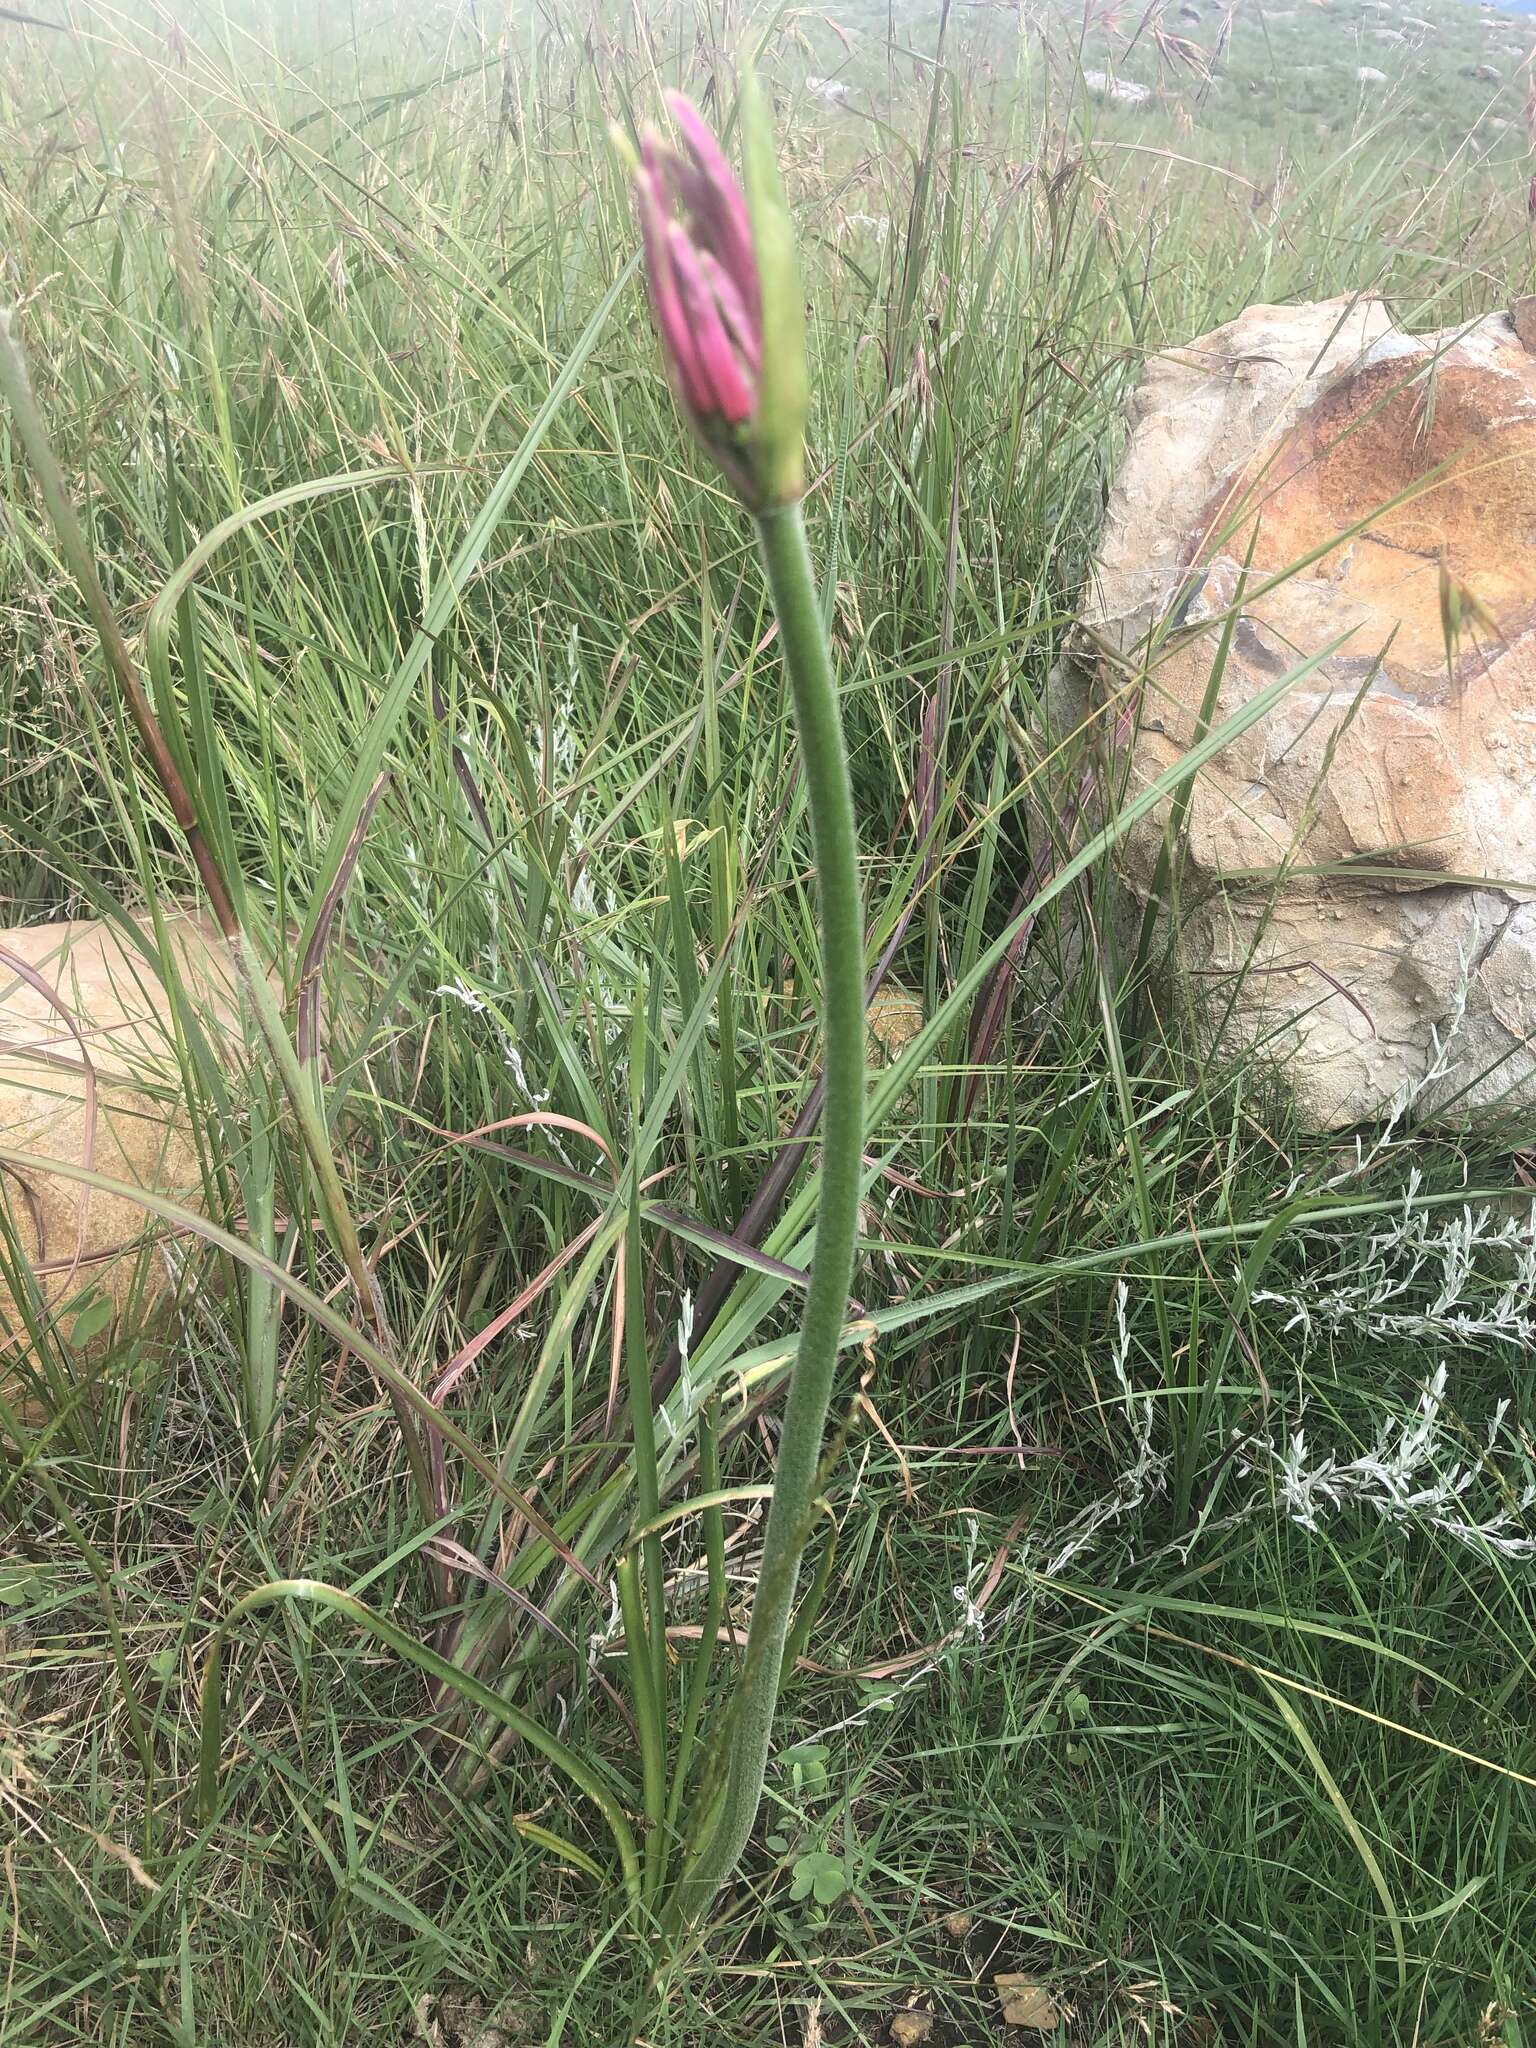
[[635, 158, 711, 416], [698, 248, 761, 374], [664, 92, 761, 331], [667, 223, 755, 425]]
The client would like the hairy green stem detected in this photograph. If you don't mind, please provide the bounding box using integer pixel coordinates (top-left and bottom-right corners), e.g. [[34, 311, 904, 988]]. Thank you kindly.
[[673, 498, 864, 1925]]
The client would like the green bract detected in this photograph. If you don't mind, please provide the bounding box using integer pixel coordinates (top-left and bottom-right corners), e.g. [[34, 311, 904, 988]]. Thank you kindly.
[[741, 75, 809, 506]]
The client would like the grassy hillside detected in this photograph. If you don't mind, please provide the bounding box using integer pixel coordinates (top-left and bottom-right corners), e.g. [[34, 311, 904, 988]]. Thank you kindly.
[[2, 1, 1535, 2044]]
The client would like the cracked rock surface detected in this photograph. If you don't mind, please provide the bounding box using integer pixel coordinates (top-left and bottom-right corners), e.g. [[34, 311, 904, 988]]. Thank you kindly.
[[1078, 296, 1536, 1128]]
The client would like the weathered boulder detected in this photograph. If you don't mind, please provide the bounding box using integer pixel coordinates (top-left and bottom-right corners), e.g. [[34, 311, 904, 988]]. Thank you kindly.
[[1082, 69, 1155, 106], [1075, 296, 1536, 1129], [0, 914, 243, 1366]]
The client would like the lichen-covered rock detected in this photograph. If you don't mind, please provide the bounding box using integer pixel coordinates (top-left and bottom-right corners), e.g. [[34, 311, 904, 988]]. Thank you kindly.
[[1079, 296, 1536, 1129], [0, 914, 243, 1361]]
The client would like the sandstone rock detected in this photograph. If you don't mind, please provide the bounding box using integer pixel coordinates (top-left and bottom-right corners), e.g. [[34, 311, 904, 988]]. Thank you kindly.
[[993, 1974, 1061, 2030], [1082, 69, 1155, 106], [866, 985, 925, 1060], [0, 914, 245, 1363], [1076, 297, 1536, 1129], [806, 74, 853, 106], [888, 2013, 933, 2047]]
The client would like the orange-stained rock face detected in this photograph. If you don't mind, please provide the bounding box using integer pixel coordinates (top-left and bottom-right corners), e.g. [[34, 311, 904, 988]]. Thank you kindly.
[[1251, 347, 1536, 667], [1075, 297, 1536, 1128]]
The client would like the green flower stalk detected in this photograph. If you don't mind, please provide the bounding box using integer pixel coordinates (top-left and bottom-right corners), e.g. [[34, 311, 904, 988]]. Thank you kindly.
[[617, 84, 864, 1923]]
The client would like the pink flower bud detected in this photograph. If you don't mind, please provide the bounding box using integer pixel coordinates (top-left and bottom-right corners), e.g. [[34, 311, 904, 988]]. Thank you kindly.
[[624, 98, 767, 494]]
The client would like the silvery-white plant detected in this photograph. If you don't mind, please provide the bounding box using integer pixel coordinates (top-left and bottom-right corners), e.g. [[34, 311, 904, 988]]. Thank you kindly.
[[1243, 1365, 1536, 1560], [1039, 1216, 1536, 1578], [1254, 1185, 1536, 1356]]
